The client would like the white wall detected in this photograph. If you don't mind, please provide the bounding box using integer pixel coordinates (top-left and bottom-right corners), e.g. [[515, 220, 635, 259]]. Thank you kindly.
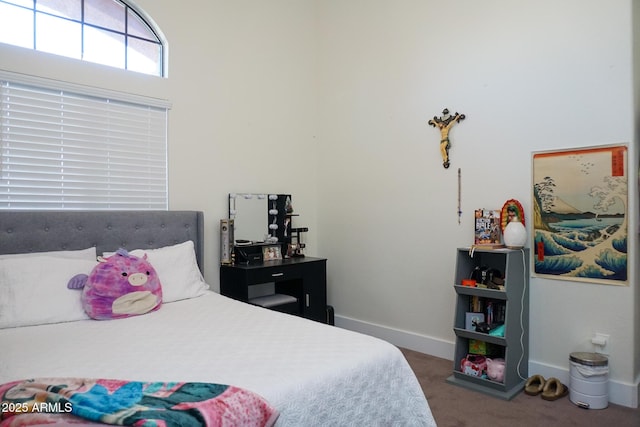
[[315, 0, 638, 407], [140, 0, 322, 282], [632, 0, 640, 405], [0, 0, 637, 407], [0, 0, 321, 287]]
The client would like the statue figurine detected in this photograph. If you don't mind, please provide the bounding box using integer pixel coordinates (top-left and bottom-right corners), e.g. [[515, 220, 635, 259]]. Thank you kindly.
[[428, 108, 465, 169]]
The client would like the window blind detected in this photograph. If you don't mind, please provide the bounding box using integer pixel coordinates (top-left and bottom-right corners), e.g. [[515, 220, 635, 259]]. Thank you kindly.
[[0, 74, 168, 210]]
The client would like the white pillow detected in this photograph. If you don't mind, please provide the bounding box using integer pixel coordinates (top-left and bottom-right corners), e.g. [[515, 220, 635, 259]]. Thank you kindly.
[[105, 241, 208, 303], [0, 247, 97, 261], [0, 256, 97, 328]]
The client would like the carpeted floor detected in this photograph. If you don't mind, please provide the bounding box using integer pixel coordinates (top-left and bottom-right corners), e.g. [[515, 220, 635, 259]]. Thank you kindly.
[[401, 347, 640, 427]]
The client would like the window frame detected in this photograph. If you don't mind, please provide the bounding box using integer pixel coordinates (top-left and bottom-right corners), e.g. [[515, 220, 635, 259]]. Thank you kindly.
[[0, 0, 167, 77], [0, 69, 171, 211]]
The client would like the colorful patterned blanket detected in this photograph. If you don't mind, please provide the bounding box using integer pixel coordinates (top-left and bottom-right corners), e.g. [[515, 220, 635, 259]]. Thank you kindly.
[[0, 378, 278, 427]]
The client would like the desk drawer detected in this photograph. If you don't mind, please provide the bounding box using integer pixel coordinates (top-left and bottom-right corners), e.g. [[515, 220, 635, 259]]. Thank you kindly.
[[246, 263, 305, 284]]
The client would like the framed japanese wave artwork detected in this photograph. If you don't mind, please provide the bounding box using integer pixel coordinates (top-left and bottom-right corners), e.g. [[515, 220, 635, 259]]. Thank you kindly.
[[532, 144, 628, 285]]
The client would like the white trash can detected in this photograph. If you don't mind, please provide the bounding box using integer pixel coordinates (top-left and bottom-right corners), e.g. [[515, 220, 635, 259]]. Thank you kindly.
[[569, 352, 609, 409]]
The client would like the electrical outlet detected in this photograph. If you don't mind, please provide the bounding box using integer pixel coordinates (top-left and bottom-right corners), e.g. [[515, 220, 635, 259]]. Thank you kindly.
[[592, 333, 610, 354]]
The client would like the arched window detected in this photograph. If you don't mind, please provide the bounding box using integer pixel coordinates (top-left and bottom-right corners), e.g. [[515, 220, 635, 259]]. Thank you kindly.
[[0, 0, 165, 77]]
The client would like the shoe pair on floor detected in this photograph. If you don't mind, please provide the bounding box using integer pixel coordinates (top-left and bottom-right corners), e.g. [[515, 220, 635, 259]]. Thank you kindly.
[[525, 374, 568, 401]]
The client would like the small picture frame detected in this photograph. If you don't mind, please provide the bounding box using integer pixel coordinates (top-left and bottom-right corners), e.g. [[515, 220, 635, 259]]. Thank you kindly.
[[465, 312, 485, 331], [262, 245, 282, 261]]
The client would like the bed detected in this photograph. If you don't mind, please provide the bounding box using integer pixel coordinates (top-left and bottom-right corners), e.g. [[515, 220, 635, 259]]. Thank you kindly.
[[0, 210, 436, 426]]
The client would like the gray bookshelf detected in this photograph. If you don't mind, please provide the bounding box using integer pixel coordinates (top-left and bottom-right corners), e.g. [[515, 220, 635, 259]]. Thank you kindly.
[[446, 247, 530, 400]]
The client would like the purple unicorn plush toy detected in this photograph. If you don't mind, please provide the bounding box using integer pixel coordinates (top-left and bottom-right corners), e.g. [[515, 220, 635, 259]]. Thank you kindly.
[[68, 249, 163, 320]]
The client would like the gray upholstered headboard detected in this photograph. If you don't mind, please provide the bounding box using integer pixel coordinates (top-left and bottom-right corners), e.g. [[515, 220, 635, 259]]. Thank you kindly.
[[0, 210, 205, 272]]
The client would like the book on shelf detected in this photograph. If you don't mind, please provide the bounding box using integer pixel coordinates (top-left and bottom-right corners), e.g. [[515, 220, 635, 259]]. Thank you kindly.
[[486, 301, 507, 325], [474, 209, 504, 248], [470, 296, 483, 313], [468, 297, 506, 325]]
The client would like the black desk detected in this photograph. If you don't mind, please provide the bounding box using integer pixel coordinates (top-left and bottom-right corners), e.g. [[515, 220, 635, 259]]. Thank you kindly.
[[220, 257, 328, 323]]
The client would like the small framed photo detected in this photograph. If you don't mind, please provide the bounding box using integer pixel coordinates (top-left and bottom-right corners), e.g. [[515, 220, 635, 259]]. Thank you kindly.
[[465, 312, 485, 331], [262, 245, 282, 261]]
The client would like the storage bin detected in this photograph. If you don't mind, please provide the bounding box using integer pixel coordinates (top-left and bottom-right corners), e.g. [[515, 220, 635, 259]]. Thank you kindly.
[[569, 352, 609, 409], [468, 339, 501, 356]]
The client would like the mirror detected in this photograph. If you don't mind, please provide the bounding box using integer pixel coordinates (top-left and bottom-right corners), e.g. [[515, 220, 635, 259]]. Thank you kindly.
[[229, 193, 269, 243], [229, 193, 293, 245]]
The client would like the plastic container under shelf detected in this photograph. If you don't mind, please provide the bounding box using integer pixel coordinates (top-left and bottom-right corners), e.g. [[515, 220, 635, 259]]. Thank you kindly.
[[569, 352, 609, 409]]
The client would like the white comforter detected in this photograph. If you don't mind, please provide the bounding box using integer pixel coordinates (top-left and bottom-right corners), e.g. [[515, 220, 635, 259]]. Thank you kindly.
[[0, 292, 436, 426]]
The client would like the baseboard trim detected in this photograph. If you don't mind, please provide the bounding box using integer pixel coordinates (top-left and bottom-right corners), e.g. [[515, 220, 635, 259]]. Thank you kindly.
[[334, 315, 454, 361], [335, 314, 639, 409]]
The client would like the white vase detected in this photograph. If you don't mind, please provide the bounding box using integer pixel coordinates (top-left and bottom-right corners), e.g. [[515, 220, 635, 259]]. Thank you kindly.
[[503, 219, 527, 249]]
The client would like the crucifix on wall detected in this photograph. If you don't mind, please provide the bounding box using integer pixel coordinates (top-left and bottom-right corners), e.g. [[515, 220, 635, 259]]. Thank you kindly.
[[428, 108, 465, 169]]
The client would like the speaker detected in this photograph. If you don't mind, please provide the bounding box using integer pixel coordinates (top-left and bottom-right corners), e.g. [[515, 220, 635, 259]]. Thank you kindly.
[[220, 218, 234, 265]]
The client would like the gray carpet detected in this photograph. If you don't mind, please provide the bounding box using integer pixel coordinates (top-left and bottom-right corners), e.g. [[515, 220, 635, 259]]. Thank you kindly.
[[401, 347, 640, 427]]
